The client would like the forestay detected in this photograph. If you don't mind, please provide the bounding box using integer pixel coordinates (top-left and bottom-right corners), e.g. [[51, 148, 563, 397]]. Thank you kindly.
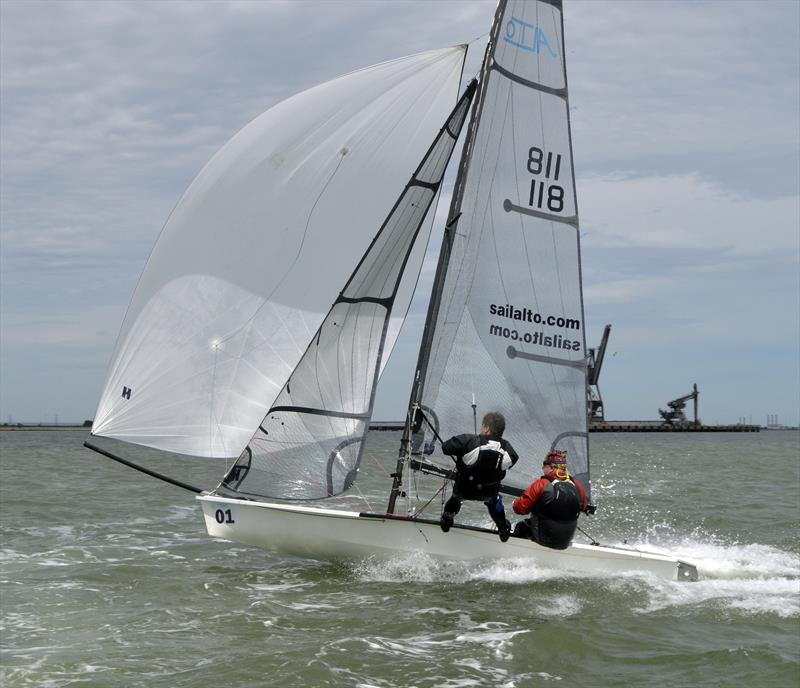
[[412, 0, 591, 495], [222, 82, 477, 500], [91, 47, 466, 459]]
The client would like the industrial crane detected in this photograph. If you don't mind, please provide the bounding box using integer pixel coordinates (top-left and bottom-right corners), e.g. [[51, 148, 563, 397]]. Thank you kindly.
[[587, 324, 611, 421], [659, 384, 699, 427]]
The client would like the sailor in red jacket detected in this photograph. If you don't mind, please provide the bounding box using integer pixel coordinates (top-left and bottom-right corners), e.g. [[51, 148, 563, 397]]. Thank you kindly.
[[512, 450, 589, 550]]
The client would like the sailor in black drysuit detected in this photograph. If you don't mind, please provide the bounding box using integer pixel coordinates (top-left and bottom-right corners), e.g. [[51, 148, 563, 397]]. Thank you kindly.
[[512, 450, 589, 550], [439, 412, 519, 542]]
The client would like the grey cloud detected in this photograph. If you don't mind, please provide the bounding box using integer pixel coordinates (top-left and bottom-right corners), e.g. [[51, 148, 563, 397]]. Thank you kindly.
[[1, 0, 798, 425]]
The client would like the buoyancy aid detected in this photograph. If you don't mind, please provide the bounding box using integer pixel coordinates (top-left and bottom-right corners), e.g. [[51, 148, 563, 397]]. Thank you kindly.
[[532, 476, 581, 522], [456, 439, 512, 497]]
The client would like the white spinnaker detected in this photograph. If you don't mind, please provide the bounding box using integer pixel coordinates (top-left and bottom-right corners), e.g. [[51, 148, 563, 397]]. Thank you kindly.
[[93, 47, 466, 458], [416, 0, 591, 494], [222, 85, 475, 501]]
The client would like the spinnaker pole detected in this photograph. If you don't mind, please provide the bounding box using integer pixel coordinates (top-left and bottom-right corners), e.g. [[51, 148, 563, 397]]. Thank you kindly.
[[84, 439, 203, 494]]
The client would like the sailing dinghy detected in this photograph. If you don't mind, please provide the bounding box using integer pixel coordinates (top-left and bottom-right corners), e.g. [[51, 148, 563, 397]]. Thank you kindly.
[[86, 0, 698, 582]]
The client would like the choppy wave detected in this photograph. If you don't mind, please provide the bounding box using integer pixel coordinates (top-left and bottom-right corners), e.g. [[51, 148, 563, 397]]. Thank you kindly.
[[351, 532, 799, 619], [613, 535, 800, 618]]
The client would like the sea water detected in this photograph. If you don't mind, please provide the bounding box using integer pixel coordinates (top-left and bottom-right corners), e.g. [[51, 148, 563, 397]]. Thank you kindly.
[[1, 429, 798, 687]]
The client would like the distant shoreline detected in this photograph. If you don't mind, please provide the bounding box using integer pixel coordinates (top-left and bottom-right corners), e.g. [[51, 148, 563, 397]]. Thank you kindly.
[[2, 422, 796, 433], [1, 424, 91, 431]]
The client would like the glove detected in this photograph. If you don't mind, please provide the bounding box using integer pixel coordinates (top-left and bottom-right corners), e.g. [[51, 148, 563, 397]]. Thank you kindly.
[[423, 441, 435, 456], [584, 504, 597, 515]]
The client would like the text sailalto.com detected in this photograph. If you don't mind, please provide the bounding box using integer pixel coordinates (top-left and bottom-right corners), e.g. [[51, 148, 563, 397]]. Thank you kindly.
[[488, 302, 581, 351]]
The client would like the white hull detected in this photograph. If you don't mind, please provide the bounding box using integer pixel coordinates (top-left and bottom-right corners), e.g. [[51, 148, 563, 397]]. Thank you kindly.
[[198, 495, 698, 581]]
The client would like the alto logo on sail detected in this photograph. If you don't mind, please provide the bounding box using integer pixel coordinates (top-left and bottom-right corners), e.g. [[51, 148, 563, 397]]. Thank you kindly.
[[504, 16, 558, 58]]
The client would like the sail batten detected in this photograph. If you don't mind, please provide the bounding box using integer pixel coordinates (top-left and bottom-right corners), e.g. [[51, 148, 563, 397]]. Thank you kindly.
[[503, 200, 578, 226], [491, 63, 567, 96], [268, 407, 371, 420]]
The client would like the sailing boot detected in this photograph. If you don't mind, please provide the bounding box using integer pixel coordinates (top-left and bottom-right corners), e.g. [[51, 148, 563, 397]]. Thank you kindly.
[[498, 519, 511, 543], [440, 511, 454, 533], [486, 494, 511, 542], [441, 495, 461, 533]]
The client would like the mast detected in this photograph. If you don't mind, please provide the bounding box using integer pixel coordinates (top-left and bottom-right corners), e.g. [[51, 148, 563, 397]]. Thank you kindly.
[[388, 1, 508, 514], [560, 0, 591, 493]]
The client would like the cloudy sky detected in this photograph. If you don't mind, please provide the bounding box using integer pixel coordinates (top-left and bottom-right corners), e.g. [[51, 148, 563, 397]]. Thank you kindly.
[[1, 0, 798, 427]]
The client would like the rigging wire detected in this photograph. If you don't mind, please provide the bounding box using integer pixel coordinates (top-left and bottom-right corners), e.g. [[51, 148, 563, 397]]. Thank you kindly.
[[464, 29, 490, 83], [416, 405, 447, 447], [402, 405, 454, 518], [363, 447, 391, 478], [576, 523, 599, 546], [247, 433, 370, 511], [405, 455, 451, 519], [575, 519, 646, 555], [411, 478, 449, 517], [469, 31, 489, 45]]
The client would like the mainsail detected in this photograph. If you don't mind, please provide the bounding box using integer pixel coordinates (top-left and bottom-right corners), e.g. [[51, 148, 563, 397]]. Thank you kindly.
[[408, 0, 591, 495], [91, 47, 466, 459], [222, 82, 477, 500]]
